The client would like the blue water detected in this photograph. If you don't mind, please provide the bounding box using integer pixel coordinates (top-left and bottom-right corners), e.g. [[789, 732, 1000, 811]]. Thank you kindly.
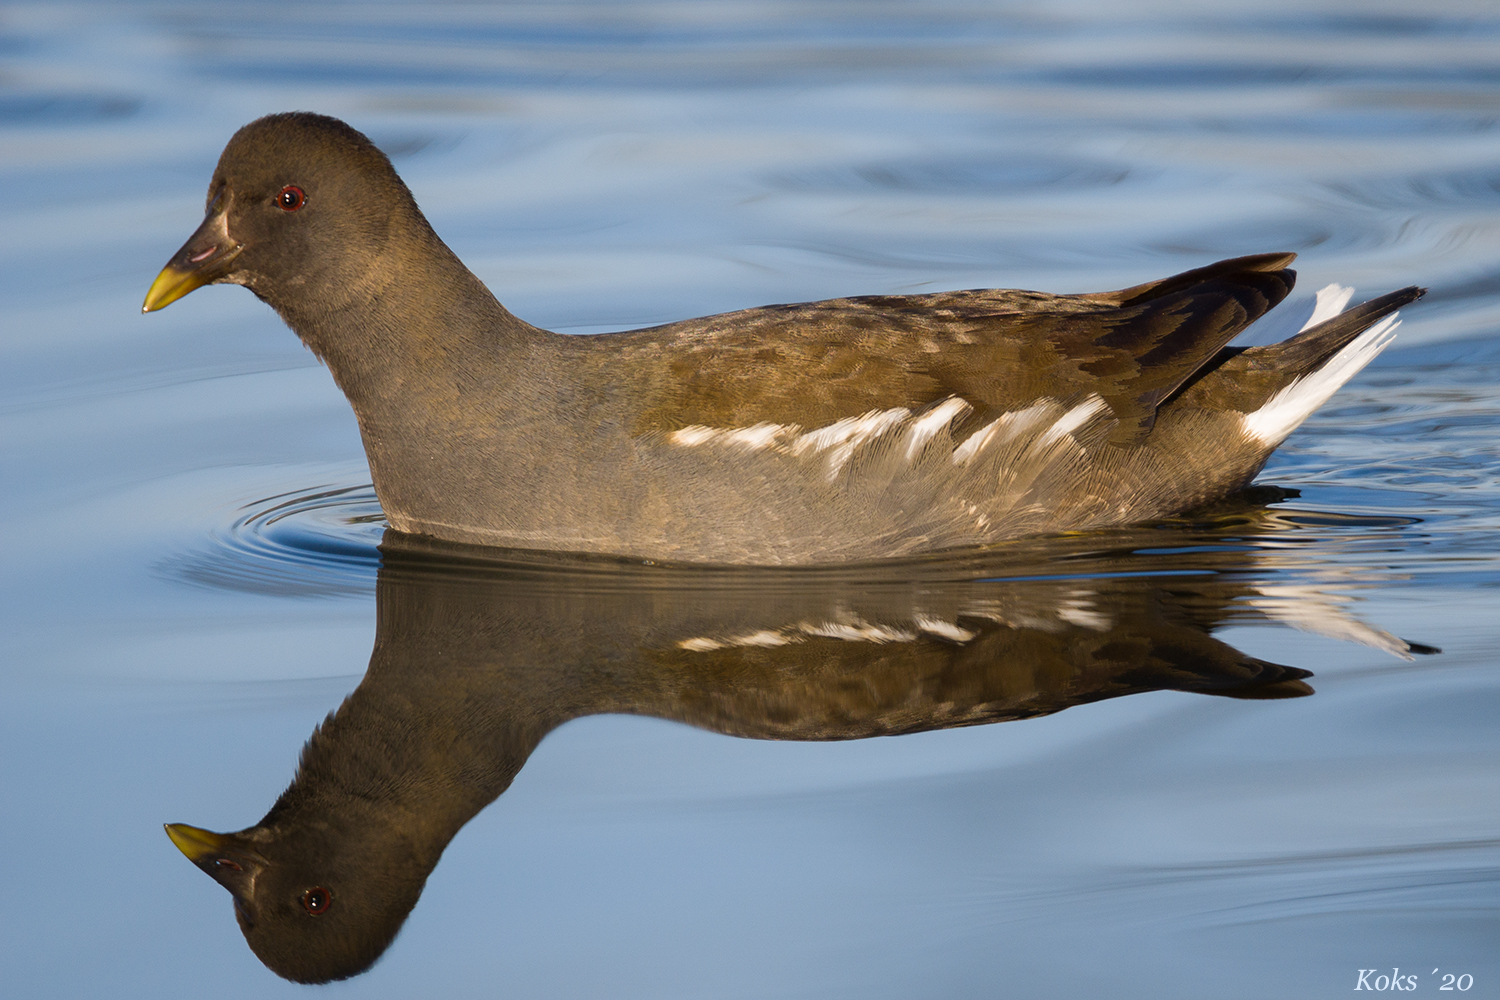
[[2, 2, 1498, 997]]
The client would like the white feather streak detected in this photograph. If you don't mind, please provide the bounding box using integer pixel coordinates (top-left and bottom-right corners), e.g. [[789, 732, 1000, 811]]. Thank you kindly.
[[914, 616, 977, 642], [800, 621, 916, 643], [1037, 394, 1108, 448], [952, 400, 1055, 465], [903, 396, 971, 461], [1298, 284, 1356, 333], [1242, 315, 1400, 445], [669, 422, 793, 450], [1249, 584, 1415, 660], [792, 407, 911, 479], [790, 408, 909, 455]]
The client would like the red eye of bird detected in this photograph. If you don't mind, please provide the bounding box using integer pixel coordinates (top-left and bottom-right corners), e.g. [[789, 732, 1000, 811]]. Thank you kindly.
[[301, 887, 332, 915], [278, 185, 306, 211]]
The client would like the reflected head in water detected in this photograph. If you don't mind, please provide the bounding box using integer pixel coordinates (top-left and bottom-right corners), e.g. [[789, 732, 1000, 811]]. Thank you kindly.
[[164, 517, 1433, 982], [164, 812, 424, 983]]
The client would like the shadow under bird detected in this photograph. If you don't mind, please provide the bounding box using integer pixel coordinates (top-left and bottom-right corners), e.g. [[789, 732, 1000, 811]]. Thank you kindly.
[[143, 112, 1423, 565], [164, 521, 1443, 983]]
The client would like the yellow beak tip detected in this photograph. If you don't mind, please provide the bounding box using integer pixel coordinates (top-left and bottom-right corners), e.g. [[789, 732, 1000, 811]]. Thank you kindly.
[[142, 266, 205, 314], [164, 822, 229, 862]]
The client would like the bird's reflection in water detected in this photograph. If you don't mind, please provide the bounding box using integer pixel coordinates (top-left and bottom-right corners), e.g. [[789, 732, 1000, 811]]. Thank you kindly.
[[164, 504, 1433, 983]]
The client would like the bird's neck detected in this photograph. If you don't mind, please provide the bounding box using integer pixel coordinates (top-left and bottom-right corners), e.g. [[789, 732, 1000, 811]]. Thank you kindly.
[[265, 220, 562, 534], [258, 657, 558, 865], [271, 221, 547, 418], [254, 567, 608, 860]]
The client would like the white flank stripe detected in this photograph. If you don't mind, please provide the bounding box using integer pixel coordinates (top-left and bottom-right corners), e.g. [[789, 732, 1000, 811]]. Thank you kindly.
[[800, 621, 916, 643], [1037, 394, 1108, 448], [670, 426, 719, 446], [678, 630, 798, 651], [792, 407, 911, 479], [669, 422, 793, 450], [1057, 592, 1110, 630], [952, 418, 1001, 465], [953, 400, 1055, 465], [994, 401, 1054, 442], [1298, 284, 1356, 333], [903, 396, 971, 461], [790, 407, 910, 456], [1242, 314, 1400, 445], [731, 629, 795, 647], [719, 423, 792, 449], [914, 615, 978, 643]]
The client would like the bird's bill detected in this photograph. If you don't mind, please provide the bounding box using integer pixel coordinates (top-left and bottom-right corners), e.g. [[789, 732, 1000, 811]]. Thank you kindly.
[[164, 822, 264, 895], [165, 822, 236, 862], [142, 206, 243, 313]]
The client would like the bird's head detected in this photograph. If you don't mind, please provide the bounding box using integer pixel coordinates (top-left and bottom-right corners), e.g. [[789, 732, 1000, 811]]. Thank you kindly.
[[141, 112, 417, 321], [165, 813, 427, 983]]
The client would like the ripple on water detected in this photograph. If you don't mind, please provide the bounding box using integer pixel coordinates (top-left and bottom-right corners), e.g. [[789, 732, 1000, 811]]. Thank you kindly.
[[1324, 166, 1500, 210], [161, 483, 385, 598], [766, 154, 1136, 195]]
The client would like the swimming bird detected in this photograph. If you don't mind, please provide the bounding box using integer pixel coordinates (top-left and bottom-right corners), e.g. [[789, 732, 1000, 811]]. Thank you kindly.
[[143, 112, 1423, 565]]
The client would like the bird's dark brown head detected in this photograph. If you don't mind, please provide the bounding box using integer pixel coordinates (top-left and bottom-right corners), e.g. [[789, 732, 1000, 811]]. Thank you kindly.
[[165, 810, 429, 984], [142, 112, 422, 322]]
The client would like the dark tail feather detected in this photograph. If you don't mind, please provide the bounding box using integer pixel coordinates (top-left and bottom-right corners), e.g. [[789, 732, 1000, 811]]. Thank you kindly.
[[1253, 284, 1426, 380], [1083, 255, 1300, 443], [1091, 251, 1299, 308], [1169, 285, 1425, 415]]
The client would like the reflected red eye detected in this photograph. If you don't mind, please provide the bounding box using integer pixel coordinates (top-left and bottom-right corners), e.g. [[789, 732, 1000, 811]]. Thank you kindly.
[[301, 887, 332, 915], [278, 185, 306, 211]]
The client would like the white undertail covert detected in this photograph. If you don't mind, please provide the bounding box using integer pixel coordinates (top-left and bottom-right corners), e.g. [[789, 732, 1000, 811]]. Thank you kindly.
[[1241, 285, 1402, 446]]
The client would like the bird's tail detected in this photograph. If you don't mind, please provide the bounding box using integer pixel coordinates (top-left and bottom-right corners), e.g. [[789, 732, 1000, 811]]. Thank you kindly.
[[1172, 284, 1424, 446]]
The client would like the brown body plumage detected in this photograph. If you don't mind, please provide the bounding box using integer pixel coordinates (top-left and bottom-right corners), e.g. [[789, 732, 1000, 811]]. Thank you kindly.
[[144, 113, 1423, 564]]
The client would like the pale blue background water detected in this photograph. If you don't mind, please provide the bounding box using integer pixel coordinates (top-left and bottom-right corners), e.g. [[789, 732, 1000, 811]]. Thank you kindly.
[[2, 2, 1499, 997]]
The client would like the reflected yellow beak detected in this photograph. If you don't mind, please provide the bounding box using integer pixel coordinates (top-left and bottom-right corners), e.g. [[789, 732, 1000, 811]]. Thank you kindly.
[[165, 823, 234, 862], [165, 822, 265, 907]]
